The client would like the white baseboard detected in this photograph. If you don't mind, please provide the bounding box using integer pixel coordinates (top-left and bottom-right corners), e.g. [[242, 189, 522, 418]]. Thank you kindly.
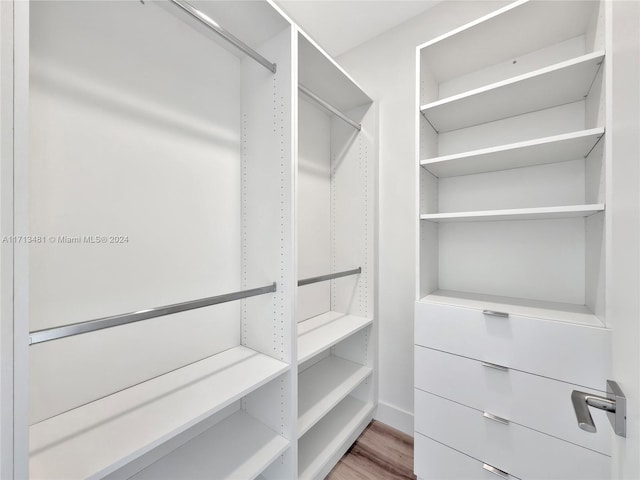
[[374, 401, 414, 436]]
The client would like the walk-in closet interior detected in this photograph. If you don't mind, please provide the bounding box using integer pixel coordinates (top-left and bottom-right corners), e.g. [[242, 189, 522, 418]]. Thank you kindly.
[[1, 0, 639, 479]]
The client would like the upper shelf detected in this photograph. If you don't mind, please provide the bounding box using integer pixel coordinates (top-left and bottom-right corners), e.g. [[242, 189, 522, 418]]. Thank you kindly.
[[420, 204, 605, 223], [421, 128, 605, 177], [420, 51, 605, 133], [298, 33, 372, 112], [298, 311, 372, 363], [418, 0, 599, 83], [29, 346, 289, 479]]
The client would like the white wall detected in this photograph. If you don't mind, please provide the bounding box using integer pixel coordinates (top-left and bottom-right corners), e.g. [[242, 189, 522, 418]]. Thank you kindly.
[[337, 0, 509, 435]]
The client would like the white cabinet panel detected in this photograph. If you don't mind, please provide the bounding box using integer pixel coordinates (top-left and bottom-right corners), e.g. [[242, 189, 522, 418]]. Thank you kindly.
[[415, 301, 610, 389], [415, 390, 610, 480], [415, 346, 611, 454], [415, 433, 521, 480]]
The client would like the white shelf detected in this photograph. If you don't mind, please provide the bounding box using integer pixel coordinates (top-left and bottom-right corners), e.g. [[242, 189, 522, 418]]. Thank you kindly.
[[421, 128, 605, 178], [131, 410, 289, 480], [298, 355, 372, 438], [29, 346, 289, 479], [420, 51, 605, 133], [418, 0, 598, 83], [298, 311, 372, 363], [420, 204, 604, 223], [299, 396, 374, 480], [420, 290, 604, 327], [298, 33, 372, 112]]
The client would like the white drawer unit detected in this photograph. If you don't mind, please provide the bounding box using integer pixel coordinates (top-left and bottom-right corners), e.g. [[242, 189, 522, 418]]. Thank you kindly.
[[415, 433, 522, 480], [415, 346, 611, 454], [414, 1, 614, 478], [415, 300, 611, 390], [415, 390, 610, 480]]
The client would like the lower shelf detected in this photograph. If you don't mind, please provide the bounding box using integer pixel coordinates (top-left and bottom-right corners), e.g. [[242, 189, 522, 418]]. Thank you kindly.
[[420, 290, 603, 327], [130, 410, 289, 480], [298, 311, 372, 363], [29, 346, 289, 479], [299, 395, 374, 480], [298, 355, 372, 438]]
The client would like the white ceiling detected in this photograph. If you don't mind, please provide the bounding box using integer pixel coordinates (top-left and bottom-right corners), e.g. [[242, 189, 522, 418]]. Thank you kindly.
[[275, 1, 441, 57]]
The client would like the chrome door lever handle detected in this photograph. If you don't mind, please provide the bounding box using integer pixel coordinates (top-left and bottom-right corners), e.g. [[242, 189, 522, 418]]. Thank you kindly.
[[571, 380, 626, 437], [571, 391, 614, 433]]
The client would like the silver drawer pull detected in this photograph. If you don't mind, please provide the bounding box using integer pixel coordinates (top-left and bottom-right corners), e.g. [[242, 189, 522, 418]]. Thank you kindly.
[[481, 361, 509, 372], [483, 411, 510, 425], [483, 309, 509, 318], [483, 463, 510, 479]]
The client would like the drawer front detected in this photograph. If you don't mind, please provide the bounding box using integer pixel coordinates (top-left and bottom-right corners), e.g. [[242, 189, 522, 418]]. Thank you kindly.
[[415, 301, 610, 389], [415, 433, 521, 480], [415, 346, 611, 455], [415, 389, 610, 480]]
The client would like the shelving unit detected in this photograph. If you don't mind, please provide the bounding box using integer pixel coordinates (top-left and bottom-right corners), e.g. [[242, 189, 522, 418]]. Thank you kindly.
[[17, 1, 301, 478], [415, 0, 612, 478], [296, 30, 377, 478], [298, 396, 374, 480], [417, 0, 609, 310], [2, 0, 377, 477]]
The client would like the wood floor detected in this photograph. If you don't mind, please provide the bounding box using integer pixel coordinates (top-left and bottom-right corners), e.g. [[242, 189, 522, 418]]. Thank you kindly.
[[327, 421, 417, 480]]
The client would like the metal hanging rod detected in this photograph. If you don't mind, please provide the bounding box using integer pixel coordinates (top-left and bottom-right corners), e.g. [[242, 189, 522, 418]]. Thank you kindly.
[[29, 282, 277, 346], [170, 0, 277, 74], [299, 85, 362, 131], [298, 267, 362, 287]]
